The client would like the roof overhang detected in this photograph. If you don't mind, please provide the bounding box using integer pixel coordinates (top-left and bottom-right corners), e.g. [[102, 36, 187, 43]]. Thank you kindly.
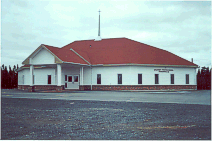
[[92, 63, 199, 68]]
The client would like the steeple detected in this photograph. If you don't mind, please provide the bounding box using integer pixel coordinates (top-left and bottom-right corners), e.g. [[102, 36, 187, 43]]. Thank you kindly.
[[95, 9, 102, 41]]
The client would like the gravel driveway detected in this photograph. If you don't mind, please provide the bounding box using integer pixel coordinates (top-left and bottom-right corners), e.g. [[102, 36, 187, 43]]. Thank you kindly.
[[1, 96, 211, 140]]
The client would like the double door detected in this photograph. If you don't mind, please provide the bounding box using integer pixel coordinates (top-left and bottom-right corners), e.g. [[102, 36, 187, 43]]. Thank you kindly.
[[65, 75, 79, 89]]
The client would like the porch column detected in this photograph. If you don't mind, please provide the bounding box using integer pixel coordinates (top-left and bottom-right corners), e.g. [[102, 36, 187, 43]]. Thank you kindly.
[[91, 66, 92, 90], [29, 65, 35, 92], [81, 67, 83, 85], [57, 64, 62, 86], [29, 65, 34, 86]]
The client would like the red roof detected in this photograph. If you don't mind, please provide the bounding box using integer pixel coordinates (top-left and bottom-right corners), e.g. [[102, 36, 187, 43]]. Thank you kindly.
[[42, 37, 197, 67]]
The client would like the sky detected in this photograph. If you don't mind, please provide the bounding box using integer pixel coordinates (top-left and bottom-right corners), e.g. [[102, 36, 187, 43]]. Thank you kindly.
[[1, 0, 211, 69]]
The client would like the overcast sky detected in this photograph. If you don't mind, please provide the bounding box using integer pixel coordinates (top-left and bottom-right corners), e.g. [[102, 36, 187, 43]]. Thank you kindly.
[[1, 0, 211, 69]]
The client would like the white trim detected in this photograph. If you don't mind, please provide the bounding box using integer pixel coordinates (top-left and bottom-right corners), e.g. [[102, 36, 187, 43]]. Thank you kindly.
[[42, 45, 64, 63], [70, 48, 91, 65], [95, 63, 198, 68], [63, 62, 89, 66]]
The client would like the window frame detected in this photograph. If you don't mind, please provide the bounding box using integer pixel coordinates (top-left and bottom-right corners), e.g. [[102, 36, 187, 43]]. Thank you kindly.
[[118, 74, 122, 84], [155, 74, 159, 84], [97, 74, 101, 84], [170, 74, 174, 84], [138, 73, 142, 84]]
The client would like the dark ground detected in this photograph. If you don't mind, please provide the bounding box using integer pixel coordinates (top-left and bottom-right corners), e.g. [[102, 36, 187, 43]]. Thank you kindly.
[[1, 97, 211, 140]]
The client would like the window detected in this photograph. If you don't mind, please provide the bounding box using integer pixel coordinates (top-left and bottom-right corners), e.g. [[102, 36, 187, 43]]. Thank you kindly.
[[65, 83, 67, 88], [48, 75, 51, 84], [68, 76, 72, 82], [138, 74, 142, 84], [186, 74, 189, 84], [97, 74, 101, 84], [171, 74, 174, 84], [74, 76, 78, 82], [155, 74, 159, 84], [22, 75, 24, 84], [118, 74, 122, 84]]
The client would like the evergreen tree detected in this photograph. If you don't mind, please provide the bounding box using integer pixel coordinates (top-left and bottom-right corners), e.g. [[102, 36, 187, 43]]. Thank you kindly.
[[13, 65, 18, 88], [197, 69, 201, 90], [1, 64, 4, 88], [3, 66, 9, 89], [8, 65, 12, 89]]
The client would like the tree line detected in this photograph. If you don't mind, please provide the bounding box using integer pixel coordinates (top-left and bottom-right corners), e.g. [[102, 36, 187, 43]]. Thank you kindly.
[[197, 67, 211, 90], [0, 64, 211, 90], [1, 64, 19, 89]]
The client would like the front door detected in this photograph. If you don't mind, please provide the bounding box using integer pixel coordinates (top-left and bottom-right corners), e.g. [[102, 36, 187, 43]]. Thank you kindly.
[[65, 75, 79, 89]]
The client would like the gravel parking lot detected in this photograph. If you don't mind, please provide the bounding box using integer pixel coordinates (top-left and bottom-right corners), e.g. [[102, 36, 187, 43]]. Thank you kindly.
[[1, 90, 211, 140]]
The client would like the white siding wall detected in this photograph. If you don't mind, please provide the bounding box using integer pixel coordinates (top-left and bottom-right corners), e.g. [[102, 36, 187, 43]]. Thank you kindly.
[[18, 69, 30, 85], [18, 68, 56, 85], [18, 65, 197, 86], [83, 67, 91, 85], [31, 48, 55, 64], [33, 68, 56, 85], [83, 66, 197, 85]]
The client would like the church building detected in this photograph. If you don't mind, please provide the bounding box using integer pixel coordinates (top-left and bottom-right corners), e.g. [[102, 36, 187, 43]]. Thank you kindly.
[[17, 11, 198, 92]]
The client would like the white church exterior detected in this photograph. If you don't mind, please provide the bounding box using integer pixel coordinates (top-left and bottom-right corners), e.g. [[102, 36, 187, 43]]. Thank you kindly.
[[17, 11, 198, 92], [17, 37, 198, 92]]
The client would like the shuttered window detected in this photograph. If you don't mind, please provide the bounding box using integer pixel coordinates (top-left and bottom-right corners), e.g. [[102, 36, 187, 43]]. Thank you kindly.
[[97, 74, 101, 84], [138, 74, 142, 84], [186, 74, 189, 84], [48, 75, 51, 84], [118, 74, 122, 84], [171, 74, 174, 84], [155, 74, 159, 84]]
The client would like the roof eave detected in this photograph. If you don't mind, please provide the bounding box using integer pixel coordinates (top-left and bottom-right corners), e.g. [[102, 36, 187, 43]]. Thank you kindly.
[[91, 63, 199, 68]]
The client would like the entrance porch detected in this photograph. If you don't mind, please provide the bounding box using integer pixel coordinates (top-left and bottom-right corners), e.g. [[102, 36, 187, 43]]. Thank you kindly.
[[19, 63, 87, 92]]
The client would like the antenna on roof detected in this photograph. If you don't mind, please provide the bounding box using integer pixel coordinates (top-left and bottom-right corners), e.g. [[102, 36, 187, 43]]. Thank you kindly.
[[95, 9, 102, 41]]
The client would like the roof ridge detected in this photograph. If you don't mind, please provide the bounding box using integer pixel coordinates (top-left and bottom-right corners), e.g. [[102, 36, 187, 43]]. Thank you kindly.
[[62, 37, 127, 48], [42, 44, 60, 48]]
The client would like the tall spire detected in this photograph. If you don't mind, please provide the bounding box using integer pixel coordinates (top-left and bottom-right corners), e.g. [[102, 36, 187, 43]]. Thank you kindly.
[[95, 9, 102, 41], [98, 9, 101, 36]]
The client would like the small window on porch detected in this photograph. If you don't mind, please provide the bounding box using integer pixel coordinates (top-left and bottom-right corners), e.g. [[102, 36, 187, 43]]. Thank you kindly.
[[48, 75, 51, 84], [97, 74, 101, 84]]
